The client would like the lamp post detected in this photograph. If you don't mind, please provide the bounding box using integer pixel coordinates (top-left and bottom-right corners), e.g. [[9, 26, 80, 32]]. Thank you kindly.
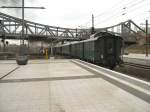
[[22, 0, 25, 44], [145, 20, 149, 57]]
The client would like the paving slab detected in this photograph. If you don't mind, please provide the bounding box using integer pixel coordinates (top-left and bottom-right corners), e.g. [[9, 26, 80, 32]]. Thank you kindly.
[[0, 60, 18, 78], [0, 59, 150, 112], [4, 59, 93, 79]]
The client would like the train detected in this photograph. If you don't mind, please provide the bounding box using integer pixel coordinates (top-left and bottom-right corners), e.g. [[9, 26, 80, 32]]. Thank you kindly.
[[54, 31, 123, 69]]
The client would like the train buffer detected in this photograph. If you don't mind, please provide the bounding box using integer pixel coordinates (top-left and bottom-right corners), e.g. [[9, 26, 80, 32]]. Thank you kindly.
[[0, 59, 150, 112]]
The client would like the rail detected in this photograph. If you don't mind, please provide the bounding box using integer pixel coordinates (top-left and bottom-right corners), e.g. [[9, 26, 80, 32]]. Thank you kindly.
[[124, 62, 150, 70]]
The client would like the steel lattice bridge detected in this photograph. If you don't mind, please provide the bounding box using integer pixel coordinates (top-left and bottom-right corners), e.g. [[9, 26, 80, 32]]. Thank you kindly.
[[0, 12, 146, 43], [0, 12, 90, 41]]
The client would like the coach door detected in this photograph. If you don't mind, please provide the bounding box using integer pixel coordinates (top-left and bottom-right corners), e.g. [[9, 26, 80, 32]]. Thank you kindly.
[[105, 38, 115, 66]]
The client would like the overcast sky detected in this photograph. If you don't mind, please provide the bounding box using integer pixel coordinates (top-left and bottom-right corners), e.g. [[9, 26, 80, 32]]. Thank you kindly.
[[0, 0, 150, 28]]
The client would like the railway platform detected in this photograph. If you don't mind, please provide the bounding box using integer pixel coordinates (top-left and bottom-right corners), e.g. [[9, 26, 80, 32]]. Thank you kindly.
[[123, 53, 150, 66], [0, 59, 150, 112]]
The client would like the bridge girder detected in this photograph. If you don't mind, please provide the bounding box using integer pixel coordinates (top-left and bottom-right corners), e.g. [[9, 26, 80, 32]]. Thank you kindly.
[[0, 12, 90, 41], [96, 20, 146, 44], [0, 12, 146, 44]]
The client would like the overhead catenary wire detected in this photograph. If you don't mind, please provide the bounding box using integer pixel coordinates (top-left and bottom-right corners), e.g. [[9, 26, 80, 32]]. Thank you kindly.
[[81, 0, 143, 27], [95, 0, 148, 21], [80, 0, 127, 27], [87, 0, 148, 26], [123, 0, 150, 15], [94, 0, 149, 27]]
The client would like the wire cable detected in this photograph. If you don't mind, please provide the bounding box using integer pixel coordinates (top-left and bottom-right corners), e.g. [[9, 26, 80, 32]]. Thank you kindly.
[[81, 0, 143, 27], [94, 0, 149, 27]]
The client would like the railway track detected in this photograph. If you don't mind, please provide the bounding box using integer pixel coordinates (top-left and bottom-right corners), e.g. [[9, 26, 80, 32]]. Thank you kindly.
[[123, 62, 150, 70], [114, 62, 150, 82], [72, 59, 150, 88]]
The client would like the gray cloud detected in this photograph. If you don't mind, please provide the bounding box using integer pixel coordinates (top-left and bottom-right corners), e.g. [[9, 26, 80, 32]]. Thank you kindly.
[[0, 0, 21, 16], [0, 0, 38, 19], [1, 0, 21, 5]]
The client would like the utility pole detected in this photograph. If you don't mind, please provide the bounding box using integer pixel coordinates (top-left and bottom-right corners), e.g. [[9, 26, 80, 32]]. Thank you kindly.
[[91, 14, 95, 34], [145, 20, 148, 57], [22, 0, 25, 44], [92, 14, 94, 28]]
